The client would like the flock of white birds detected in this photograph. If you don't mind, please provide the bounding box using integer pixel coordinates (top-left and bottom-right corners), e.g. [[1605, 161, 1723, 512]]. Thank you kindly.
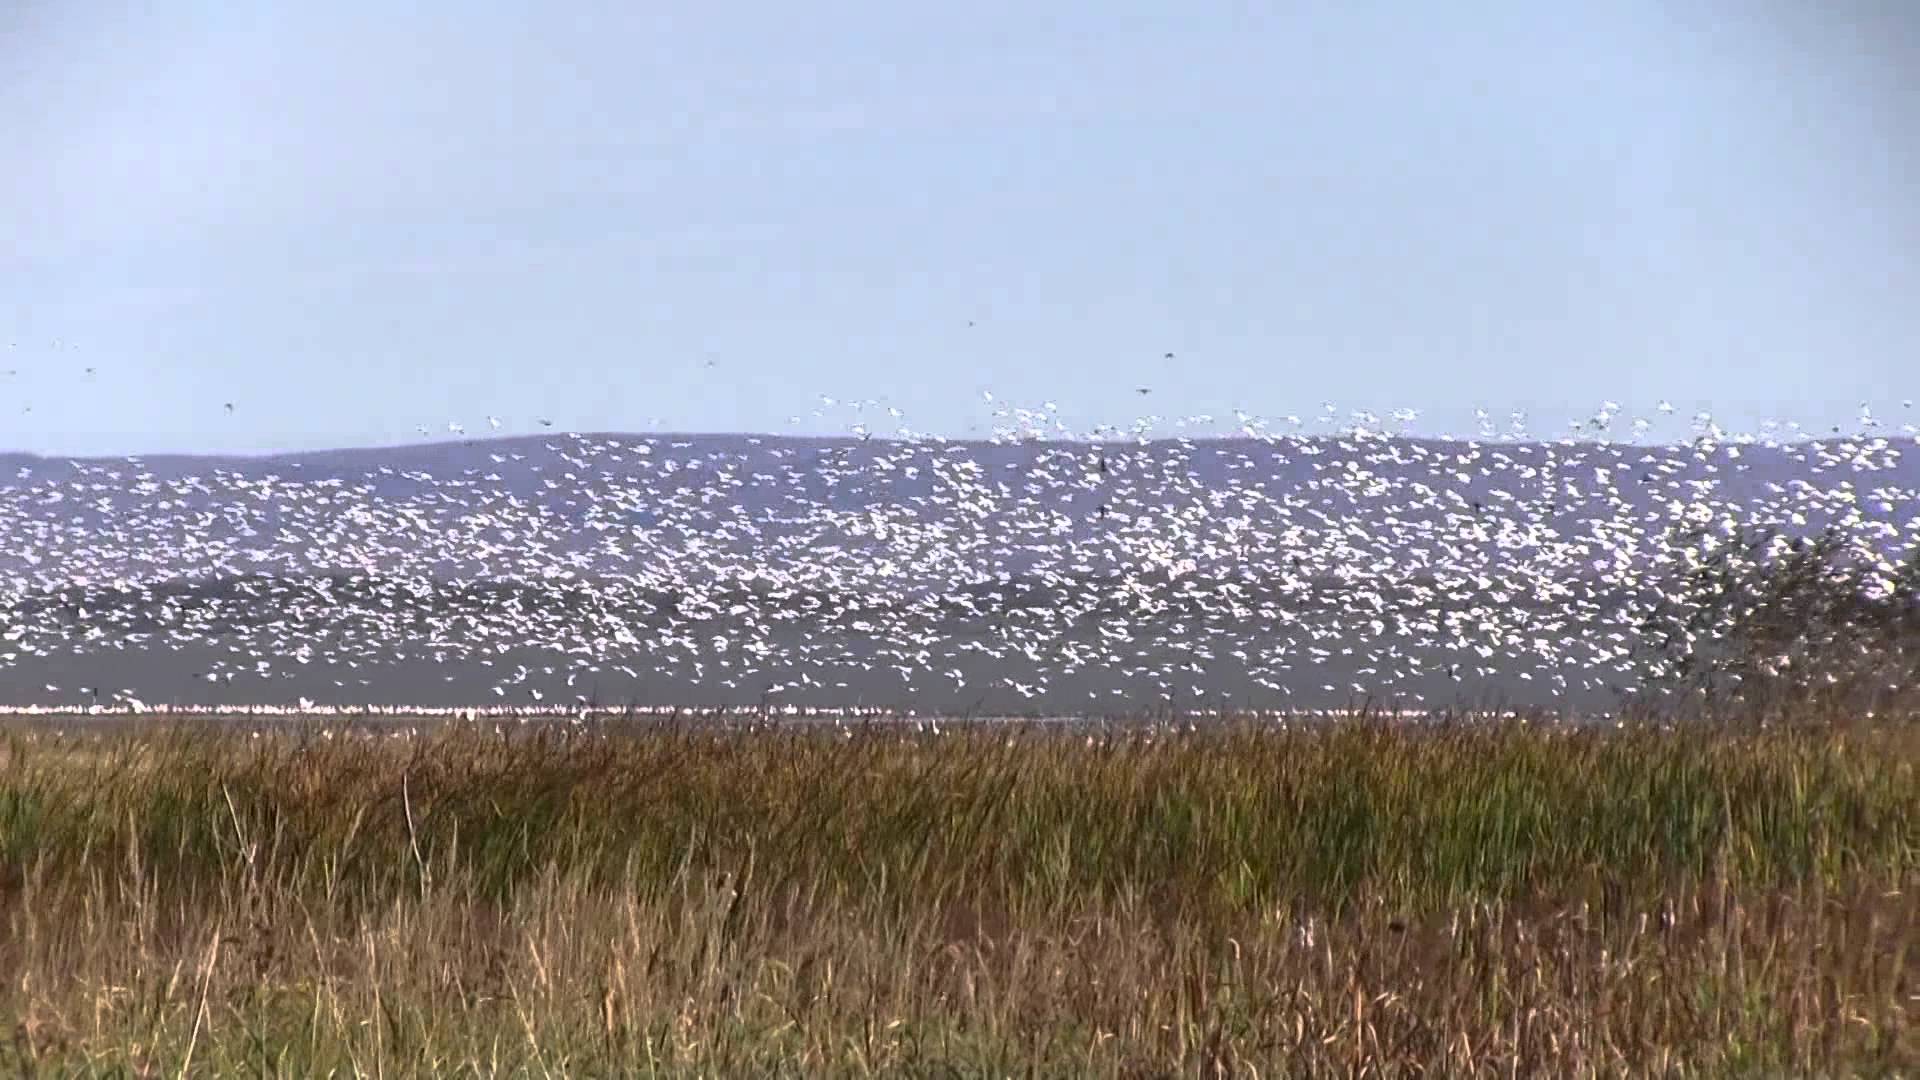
[[1, 397, 1917, 717]]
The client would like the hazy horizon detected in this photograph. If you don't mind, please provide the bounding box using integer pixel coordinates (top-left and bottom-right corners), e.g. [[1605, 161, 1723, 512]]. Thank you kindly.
[[6, 3, 1917, 455]]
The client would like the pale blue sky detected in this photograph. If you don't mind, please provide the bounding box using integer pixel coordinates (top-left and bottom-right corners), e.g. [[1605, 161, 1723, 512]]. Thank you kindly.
[[3, 1, 1916, 455]]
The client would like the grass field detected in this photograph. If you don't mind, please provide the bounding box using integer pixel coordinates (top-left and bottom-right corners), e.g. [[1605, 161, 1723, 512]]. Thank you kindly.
[[0, 714, 1912, 1076]]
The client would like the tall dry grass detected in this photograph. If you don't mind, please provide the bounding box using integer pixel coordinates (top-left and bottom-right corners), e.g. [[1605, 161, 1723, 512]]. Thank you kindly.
[[0, 716, 1912, 1075]]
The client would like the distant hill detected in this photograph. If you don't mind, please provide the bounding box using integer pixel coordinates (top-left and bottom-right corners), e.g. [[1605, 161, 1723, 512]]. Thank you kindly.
[[4, 430, 1910, 575]]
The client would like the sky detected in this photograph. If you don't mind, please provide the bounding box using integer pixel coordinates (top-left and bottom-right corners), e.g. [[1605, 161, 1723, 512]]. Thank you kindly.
[[2, 1, 1917, 456]]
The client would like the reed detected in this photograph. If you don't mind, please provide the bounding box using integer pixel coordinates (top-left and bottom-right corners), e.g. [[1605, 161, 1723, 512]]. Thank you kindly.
[[0, 715, 1912, 1075]]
